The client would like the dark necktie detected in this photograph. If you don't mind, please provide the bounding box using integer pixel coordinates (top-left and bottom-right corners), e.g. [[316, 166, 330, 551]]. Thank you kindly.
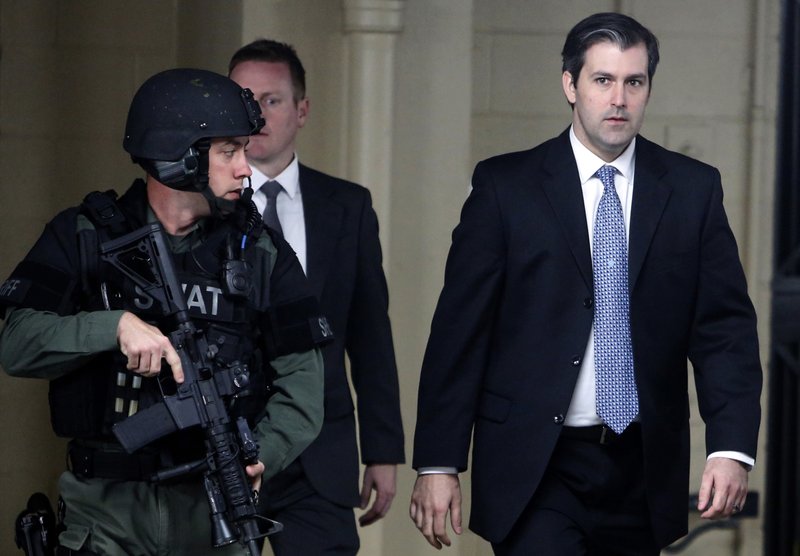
[[593, 165, 638, 433], [262, 180, 283, 234]]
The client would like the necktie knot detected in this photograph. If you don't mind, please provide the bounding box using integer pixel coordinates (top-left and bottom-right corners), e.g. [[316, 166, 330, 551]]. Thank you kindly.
[[596, 165, 617, 191], [262, 180, 283, 233], [263, 180, 283, 200]]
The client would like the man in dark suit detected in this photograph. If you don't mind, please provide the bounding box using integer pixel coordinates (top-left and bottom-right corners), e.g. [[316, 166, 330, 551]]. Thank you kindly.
[[409, 12, 762, 555], [228, 40, 405, 554]]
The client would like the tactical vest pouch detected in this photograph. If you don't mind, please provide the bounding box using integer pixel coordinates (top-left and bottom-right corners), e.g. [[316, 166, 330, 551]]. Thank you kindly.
[[48, 354, 119, 439], [49, 373, 104, 439]]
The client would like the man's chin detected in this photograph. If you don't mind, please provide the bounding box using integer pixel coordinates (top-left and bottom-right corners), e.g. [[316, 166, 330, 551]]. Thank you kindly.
[[602, 131, 636, 150], [246, 142, 272, 162]]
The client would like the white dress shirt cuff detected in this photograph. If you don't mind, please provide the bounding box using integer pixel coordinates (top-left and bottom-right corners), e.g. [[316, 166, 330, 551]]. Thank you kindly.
[[707, 451, 754, 471], [417, 467, 458, 475]]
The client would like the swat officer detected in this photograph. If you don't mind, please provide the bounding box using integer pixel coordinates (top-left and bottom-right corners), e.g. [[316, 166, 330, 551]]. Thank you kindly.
[[0, 68, 325, 555]]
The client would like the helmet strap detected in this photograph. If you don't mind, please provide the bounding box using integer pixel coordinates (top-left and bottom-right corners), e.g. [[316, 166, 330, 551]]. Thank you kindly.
[[202, 187, 237, 220]]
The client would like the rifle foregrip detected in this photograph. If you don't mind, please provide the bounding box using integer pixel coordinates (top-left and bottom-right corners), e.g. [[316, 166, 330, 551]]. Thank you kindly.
[[208, 425, 255, 521]]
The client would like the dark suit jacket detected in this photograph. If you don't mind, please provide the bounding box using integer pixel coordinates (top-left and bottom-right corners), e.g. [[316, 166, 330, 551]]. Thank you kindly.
[[412, 130, 762, 547], [291, 164, 405, 507]]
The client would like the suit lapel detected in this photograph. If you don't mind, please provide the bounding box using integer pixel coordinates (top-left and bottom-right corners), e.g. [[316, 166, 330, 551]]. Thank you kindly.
[[540, 132, 594, 289], [299, 164, 343, 298], [628, 137, 671, 290]]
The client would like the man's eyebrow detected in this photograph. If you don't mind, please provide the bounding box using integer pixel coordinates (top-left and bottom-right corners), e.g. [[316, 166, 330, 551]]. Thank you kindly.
[[589, 71, 648, 81], [219, 138, 248, 147]]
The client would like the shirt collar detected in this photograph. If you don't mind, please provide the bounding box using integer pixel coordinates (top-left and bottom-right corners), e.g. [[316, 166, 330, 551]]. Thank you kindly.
[[569, 126, 636, 185], [249, 154, 301, 200]]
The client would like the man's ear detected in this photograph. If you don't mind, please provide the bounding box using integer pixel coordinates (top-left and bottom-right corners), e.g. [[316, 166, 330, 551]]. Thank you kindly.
[[562, 71, 577, 104], [297, 97, 310, 128]]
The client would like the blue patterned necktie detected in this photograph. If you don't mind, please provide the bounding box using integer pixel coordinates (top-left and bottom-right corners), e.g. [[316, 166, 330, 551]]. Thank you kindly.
[[262, 180, 283, 234], [593, 165, 638, 434]]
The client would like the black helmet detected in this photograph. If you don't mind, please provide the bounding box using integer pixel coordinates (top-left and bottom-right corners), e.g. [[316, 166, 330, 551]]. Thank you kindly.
[[123, 68, 264, 191]]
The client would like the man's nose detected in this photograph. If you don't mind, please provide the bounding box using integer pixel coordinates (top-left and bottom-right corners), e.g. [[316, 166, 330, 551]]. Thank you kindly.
[[611, 83, 627, 107], [237, 152, 252, 177]]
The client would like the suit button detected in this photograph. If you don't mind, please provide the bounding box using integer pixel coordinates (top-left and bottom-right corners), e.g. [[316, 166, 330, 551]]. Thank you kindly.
[[583, 297, 594, 308], [553, 414, 565, 424], [571, 356, 581, 366]]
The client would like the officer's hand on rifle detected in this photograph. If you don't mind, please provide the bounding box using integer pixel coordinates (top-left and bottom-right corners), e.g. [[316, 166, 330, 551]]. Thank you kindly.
[[246, 460, 265, 492], [116, 311, 184, 383]]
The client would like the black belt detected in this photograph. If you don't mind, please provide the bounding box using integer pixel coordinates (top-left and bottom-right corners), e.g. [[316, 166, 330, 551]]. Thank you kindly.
[[560, 423, 640, 445], [68, 441, 160, 481]]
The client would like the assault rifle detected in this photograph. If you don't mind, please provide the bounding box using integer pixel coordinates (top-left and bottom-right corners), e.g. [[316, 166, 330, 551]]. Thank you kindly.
[[101, 222, 280, 555]]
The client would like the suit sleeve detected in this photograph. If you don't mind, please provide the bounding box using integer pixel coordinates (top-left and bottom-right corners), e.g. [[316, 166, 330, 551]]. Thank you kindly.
[[347, 189, 405, 464], [412, 162, 507, 471], [688, 169, 762, 459]]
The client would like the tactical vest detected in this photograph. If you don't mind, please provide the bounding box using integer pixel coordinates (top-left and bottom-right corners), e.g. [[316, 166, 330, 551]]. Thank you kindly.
[[48, 186, 272, 444]]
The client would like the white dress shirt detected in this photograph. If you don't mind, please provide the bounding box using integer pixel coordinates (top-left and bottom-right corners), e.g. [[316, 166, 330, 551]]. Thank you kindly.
[[249, 154, 308, 274]]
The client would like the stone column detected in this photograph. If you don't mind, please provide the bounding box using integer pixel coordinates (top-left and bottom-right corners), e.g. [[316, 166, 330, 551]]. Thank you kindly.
[[342, 0, 405, 260]]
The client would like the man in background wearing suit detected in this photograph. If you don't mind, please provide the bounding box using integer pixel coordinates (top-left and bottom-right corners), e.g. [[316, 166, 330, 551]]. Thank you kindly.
[[229, 40, 405, 555], [409, 12, 762, 555]]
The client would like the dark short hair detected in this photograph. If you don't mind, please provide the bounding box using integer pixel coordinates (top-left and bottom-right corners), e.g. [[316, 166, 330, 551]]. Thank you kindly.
[[561, 12, 659, 85], [228, 39, 306, 102]]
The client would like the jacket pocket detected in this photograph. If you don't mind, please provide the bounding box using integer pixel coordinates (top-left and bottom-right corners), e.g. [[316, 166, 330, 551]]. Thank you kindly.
[[477, 390, 512, 423]]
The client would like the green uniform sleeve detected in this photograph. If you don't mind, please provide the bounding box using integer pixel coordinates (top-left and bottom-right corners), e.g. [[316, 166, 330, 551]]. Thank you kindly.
[[0, 307, 124, 379], [253, 347, 324, 481]]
